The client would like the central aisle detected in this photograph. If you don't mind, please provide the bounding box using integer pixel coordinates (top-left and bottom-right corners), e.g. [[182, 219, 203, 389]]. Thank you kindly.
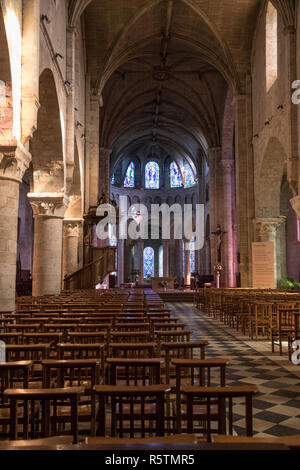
[[168, 303, 300, 438]]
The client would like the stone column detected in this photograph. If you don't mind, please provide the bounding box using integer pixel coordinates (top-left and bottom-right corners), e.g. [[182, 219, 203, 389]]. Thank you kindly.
[[63, 220, 82, 279], [184, 241, 190, 286], [234, 88, 255, 287], [99, 148, 112, 199], [253, 217, 286, 286], [29, 194, 68, 297], [21, 0, 40, 142], [85, 95, 101, 212], [117, 240, 125, 287], [221, 160, 235, 287], [163, 240, 169, 277], [65, 26, 77, 194], [208, 147, 222, 269], [138, 239, 144, 283], [0, 144, 31, 311], [284, 26, 298, 195]]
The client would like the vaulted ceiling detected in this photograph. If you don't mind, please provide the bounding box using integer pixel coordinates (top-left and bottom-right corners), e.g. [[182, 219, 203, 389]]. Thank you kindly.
[[78, 0, 293, 172]]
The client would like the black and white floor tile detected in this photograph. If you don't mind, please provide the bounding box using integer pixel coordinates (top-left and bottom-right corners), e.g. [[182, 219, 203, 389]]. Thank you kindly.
[[168, 303, 300, 437]]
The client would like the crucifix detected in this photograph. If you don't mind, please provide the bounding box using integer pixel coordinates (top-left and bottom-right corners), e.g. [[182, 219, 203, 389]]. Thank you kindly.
[[211, 224, 227, 264]]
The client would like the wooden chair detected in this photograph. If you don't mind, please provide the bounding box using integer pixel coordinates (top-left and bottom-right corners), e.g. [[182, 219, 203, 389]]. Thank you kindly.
[[155, 330, 191, 345], [3, 387, 85, 443], [68, 332, 107, 345], [162, 341, 208, 381], [271, 307, 297, 355], [91, 385, 170, 438], [172, 358, 230, 432], [0, 333, 20, 345], [57, 343, 105, 375], [22, 332, 63, 346], [0, 361, 35, 438], [110, 331, 151, 344], [181, 385, 257, 441], [108, 342, 158, 359], [107, 358, 163, 386]]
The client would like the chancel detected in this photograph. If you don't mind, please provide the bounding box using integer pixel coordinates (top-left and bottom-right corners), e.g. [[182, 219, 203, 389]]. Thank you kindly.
[[0, 0, 300, 453]]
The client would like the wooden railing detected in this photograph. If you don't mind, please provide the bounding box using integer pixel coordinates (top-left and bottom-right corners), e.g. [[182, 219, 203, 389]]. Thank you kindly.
[[64, 247, 116, 290]]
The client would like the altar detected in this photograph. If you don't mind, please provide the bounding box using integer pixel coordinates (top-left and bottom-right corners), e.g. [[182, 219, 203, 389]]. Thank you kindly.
[[152, 277, 176, 290]]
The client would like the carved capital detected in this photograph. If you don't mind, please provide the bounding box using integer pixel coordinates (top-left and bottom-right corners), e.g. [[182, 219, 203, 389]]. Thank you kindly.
[[0, 143, 31, 183], [253, 217, 286, 242], [63, 219, 83, 237], [99, 147, 112, 159], [221, 159, 234, 172], [28, 193, 68, 218]]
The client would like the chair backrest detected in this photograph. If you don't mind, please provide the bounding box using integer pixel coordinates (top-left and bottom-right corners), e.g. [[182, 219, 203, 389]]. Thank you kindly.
[[107, 358, 163, 386], [42, 359, 101, 391], [5, 344, 51, 362], [110, 332, 151, 343], [109, 342, 158, 359], [181, 385, 257, 441], [91, 385, 170, 438], [68, 332, 107, 344]]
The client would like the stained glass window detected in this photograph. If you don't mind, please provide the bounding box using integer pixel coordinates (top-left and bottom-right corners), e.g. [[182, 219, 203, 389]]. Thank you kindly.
[[159, 246, 163, 277], [144, 247, 154, 278], [145, 161, 159, 189], [124, 162, 135, 188], [189, 238, 196, 273], [170, 161, 183, 188], [111, 174, 115, 185], [182, 163, 196, 188]]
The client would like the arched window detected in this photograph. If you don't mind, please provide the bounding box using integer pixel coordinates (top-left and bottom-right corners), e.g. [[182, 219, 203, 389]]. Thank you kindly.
[[159, 245, 163, 277], [182, 163, 196, 188], [124, 162, 135, 188], [266, 2, 278, 92], [144, 247, 154, 278], [145, 161, 160, 189], [170, 161, 183, 188], [189, 238, 196, 273]]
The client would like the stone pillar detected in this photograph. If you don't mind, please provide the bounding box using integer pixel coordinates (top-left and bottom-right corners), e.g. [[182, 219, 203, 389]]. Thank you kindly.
[[0, 144, 31, 311], [208, 147, 221, 269], [138, 239, 144, 283], [221, 160, 235, 287], [63, 220, 82, 279], [21, 0, 40, 141], [184, 241, 190, 286], [99, 148, 112, 199], [163, 240, 169, 277], [117, 240, 125, 286], [234, 88, 255, 287], [65, 26, 77, 194], [284, 26, 298, 195], [29, 194, 68, 297], [253, 217, 286, 286], [154, 246, 160, 278], [85, 95, 101, 212]]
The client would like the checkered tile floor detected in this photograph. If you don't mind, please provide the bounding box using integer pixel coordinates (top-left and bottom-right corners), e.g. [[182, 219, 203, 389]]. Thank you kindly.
[[168, 303, 300, 437]]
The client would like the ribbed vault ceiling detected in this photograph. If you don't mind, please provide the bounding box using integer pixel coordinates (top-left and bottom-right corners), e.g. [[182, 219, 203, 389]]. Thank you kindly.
[[82, 0, 264, 171]]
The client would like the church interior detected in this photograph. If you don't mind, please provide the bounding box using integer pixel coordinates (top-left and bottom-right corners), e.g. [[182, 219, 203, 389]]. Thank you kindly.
[[1, 0, 300, 451]]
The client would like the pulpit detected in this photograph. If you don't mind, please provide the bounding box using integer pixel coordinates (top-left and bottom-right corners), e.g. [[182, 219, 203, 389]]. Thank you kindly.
[[152, 277, 176, 290]]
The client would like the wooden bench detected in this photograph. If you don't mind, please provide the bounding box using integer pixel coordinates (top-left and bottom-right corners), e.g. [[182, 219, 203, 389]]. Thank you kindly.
[[3, 387, 85, 443]]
